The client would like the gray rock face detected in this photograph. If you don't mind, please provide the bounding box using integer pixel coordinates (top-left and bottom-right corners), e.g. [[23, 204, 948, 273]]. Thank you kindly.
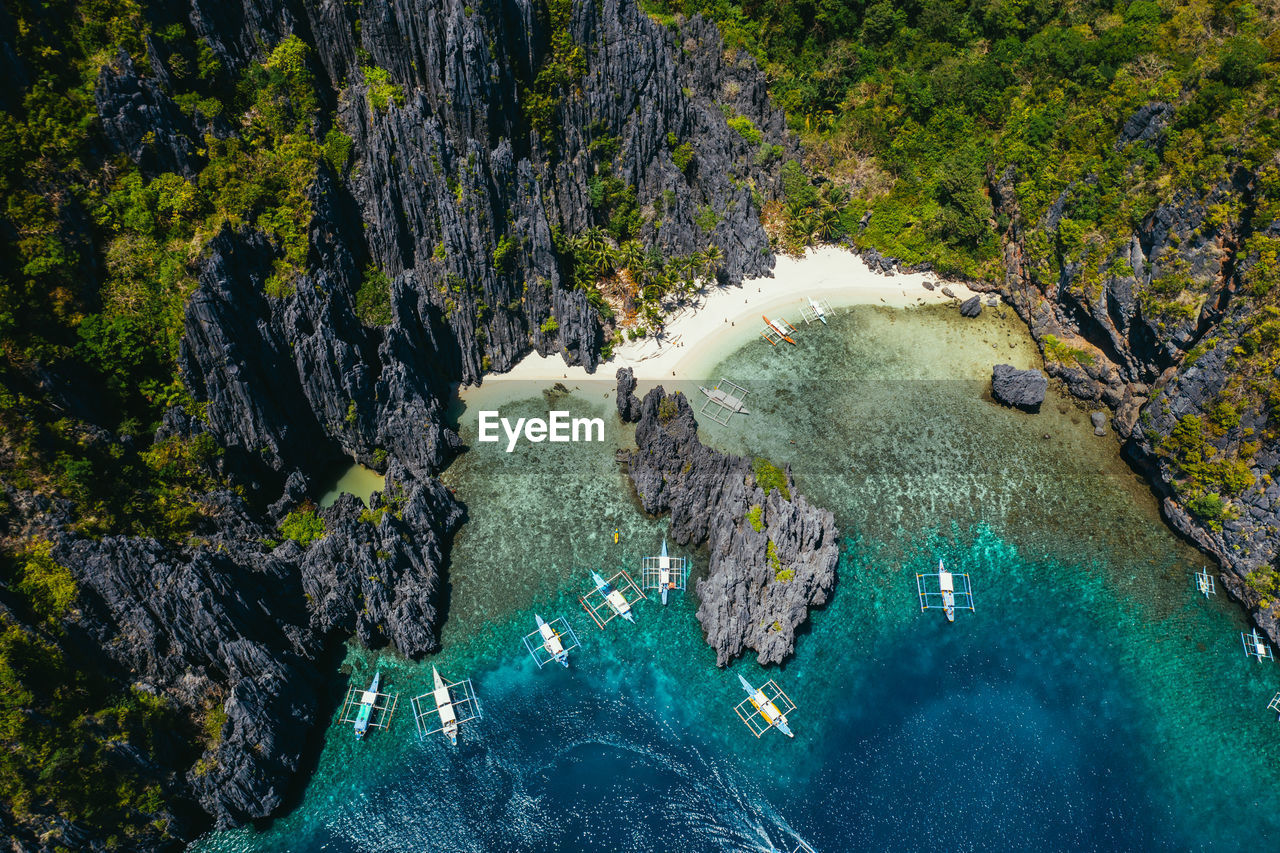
[[991, 364, 1047, 412], [172, 0, 793, 494], [624, 386, 838, 665], [95, 50, 200, 178], [991, 113, 1280, 646], [1115, 102, 1174, 152], [12, 0, 799, 845], [1091, 411, 1108, 436], [48, 461, 462, 833], [960, 295, 983, 317], [301, 460, 464, 657], [59, 531, 322, 828], [616, 367, 642, 422]]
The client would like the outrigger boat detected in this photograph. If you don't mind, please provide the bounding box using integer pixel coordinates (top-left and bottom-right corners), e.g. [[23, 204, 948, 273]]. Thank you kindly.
[[410, 667, 480, 743], [580, 569, 647, 629], [353, 671, 380, 739], [699, 384, 750, 415], [524, 614, 581, 668], [761, 315, 797, 345], [1242, 628, 1274, 662], [592, 570, 635, 623], [938, 559, 956, 623], [339, 670, 398, 738], [799, 296, 832, 325], [737, 673, 794, 738], [432, 666, 460, 745], [916, 559, 974, 621]]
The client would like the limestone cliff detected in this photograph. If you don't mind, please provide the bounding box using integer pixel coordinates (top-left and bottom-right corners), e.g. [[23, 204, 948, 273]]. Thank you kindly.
[[986, 105, 1280, 644], [0, 0, 796, 847], [619, 372, 839, 665]]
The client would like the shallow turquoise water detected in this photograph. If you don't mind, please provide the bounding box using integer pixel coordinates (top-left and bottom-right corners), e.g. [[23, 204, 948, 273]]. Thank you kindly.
[[195, 305, 1280, 852]]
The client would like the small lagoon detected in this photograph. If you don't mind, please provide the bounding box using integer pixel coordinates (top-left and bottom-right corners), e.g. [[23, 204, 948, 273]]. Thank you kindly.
[[196, 304, 1280, 852]]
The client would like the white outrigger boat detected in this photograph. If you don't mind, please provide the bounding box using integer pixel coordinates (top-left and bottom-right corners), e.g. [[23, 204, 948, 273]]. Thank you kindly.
[[736, 674, 795, 738], [916, 559, 974, 621], [1195, 567, 1216, 598], [410, 666, 481, 744], [579, 569, 647, 629], [641, 538, 688, 605], [799, 296, 833, 325], [1242, 628, 1274, 662], [522, 614, 581, 668], [594, 571, 634, 623], [698, 383, 749, 415]]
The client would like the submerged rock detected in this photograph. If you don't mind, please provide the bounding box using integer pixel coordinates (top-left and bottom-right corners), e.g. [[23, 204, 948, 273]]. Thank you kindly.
[[624, 386, 838, 665], [1091, 411, 1108, 436], [991, 364, 1047, 412]]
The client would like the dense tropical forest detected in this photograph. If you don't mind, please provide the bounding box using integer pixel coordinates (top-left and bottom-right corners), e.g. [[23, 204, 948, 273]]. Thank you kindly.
[[649, 0, 1278, 277], [1, 0, 1279, 847]]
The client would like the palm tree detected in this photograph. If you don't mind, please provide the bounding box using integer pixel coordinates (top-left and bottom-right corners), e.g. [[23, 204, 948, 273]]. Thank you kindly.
[[620, 240, 647, 277], [699, 244, 724, 285], [815, 206, 842, 242]]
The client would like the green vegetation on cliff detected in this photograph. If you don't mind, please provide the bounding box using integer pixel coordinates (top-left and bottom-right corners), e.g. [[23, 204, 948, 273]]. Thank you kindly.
[[648, 0, 1280, 283], [0, 8, 349, 541]]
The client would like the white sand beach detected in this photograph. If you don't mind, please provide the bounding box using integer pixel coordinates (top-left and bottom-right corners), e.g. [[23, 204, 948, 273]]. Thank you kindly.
[[457, 246, 990, 407]]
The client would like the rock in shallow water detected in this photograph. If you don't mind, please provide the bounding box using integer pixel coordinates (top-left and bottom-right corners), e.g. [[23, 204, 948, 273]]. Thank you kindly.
[[1091, 411, 1108, 436], [960, 295, 983, 317], [991, 364, 1047, 412], [616, 367, 642, 423], [621, 375, 838, 666]]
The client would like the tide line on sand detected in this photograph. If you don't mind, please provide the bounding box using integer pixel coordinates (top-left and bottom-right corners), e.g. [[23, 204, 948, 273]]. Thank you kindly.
[[458, 246, 988, 405]]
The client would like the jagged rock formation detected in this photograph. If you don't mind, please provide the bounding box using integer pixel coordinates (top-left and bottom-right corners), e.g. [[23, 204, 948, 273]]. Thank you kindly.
[[991, 364, 1047, 412], [301, 460, 465, 657], [615, 366, 642, 422], [959, 295, 983, 317], [988, 103, 1280, 644], [157, 0, 796, 494], [0, 0, 801, 846], [47, 459, 462, 831], [621, 378, 838, 665], [59, 518, 324, 829]]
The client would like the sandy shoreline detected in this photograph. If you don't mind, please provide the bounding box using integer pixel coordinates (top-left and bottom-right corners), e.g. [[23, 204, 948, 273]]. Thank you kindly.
[[457, 246, 988, 405]]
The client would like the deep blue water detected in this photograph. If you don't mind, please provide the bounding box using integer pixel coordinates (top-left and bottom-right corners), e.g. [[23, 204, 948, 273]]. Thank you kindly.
[[195, 305, 1280, 852]]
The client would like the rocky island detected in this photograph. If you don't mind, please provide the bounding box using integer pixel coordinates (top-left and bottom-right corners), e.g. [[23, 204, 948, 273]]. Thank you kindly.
[[618, 369, 838, 666]]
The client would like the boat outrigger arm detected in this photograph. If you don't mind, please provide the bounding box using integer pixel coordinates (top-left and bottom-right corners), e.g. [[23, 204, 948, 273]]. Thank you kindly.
[[411, 667, 481, 744], [734, 674, 797, 738], [523, 614, 582, 669], [338, 671, 399, 739]]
